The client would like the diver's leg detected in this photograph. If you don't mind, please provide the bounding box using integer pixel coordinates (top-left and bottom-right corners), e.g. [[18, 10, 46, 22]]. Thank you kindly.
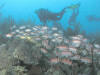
[[68, 9, 76, 25], [73, 8, 79, 24], [75, 8, 79, 16]]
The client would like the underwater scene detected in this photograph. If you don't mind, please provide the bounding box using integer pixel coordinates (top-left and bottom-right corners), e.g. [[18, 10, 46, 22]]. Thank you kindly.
[[0, 0, 100, 75]]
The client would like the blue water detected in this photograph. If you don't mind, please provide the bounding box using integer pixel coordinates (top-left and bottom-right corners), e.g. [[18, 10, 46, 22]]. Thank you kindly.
[[0, 0, 100, 34]]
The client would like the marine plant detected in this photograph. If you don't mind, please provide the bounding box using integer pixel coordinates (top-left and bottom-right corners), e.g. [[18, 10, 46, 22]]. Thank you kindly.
[[64, 22, 83, 37], [64, 26, 75, 37], [87, 31, 100, 44], [26, 18, 35, 26], [93, 32, 100, 44], [18, 18, 35, 26], [0, 16, 15, 34], [53, 22, 63, 30]]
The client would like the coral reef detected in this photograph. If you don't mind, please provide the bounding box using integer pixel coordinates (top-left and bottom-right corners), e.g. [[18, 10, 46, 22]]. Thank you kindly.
[[0, 25, 99, 75]]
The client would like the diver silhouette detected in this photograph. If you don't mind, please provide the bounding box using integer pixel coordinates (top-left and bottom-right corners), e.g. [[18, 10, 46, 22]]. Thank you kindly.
[[68, 3, 80, 26], [68, 7, 79, 25], [35, 3, 80, 26], [35, 7, 67, 25]]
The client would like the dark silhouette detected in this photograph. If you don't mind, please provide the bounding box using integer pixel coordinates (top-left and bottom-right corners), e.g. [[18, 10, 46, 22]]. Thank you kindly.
[[68, 7, 80, 25], [35, 7, 67, 25], [87, 15, 100, 22], [64, 22, 81, 37]]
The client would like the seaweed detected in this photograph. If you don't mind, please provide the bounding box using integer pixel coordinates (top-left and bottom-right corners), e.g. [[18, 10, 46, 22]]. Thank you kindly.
[[18, 18, 35, 26], [64, 22, 83, 37], [86, 31, 100, 45], [0, 16, 15, 34], [53, 22, 63, 30], [64, 26, 75, 37], [0, 3, 16, 35]]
